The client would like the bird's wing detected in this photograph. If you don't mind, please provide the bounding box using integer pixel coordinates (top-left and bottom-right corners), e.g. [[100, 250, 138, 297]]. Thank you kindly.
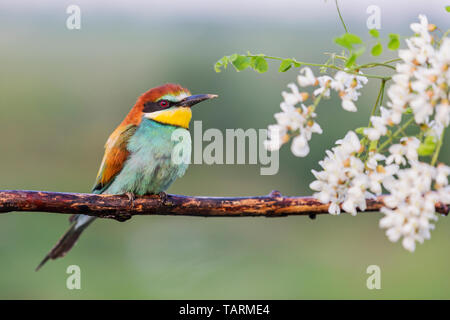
[[92, 124, 137, 193]]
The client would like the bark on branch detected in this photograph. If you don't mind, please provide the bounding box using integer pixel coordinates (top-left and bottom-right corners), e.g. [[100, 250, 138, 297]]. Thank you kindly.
[[0, 190, 448, 222]]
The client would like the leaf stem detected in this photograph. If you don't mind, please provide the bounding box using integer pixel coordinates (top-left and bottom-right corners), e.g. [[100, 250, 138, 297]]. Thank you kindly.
[[312, 82, 331, 111], [377, 117, 415, 152], [431, 128, 445, 166], [247, 55, 392, 80], [335, 0, 349, 33], [358, 58, 401, 70], [382, 58, 402, 64], [359, 63, 396, 70], [370, 80, 385, 118]]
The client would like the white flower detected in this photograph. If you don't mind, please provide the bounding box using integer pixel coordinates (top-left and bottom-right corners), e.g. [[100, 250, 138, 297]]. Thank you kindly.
[[379, 161, 446, 252], [365, 107, 392, 141], [330, 71, 353, 92], [291, 68, 369, 115], [302, 117, 323, 140], [436, 100, 449, 127], [297, 67, 317, 87], [296, 68, 368, 112], [404, 137, 420, 162], [386, 79, 411, 125], [265, 81, 322, 157], [310, 131, 367, 215], [409, 74, 434, 124], [435, 163, 449, 186], [436, 38, 450, 63], [313, 76, 332, 97], [336, 131, 361, 154], [381, 15, 449, 132], [366, 153, 385, 170], [410, 15, 432, 43], [404, 38, 435, 65], [366, 153, 399, 195], [275, 103, 304, 130], [428, 120, 444, 139], [386, 137, 419, 165], [342, 173, 369, 215], [355, 73, 369, 87], [330, 71, 367, 112], [291, 134, 310, 157], [341, 99, 357, 112], [281, 83, 308, 105], [386, 144, 407, 166]]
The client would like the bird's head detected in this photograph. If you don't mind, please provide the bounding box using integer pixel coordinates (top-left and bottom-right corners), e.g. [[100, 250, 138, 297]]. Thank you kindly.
[[131, 84, 217, 129]]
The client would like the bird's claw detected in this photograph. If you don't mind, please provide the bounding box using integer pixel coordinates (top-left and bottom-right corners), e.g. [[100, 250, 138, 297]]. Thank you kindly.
[[125, 192, 136, 208], [158, 191, 168, 204]]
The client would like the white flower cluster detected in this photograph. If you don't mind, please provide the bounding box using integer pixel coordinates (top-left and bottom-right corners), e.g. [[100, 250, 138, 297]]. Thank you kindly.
[[380, 162, 450, 252], [264, 67, 368, 157], [359, 15, 450, 251], [264, 83, 322, 157], [266, 14, 449, 252], [385, 137, 420, 166], [310, 130, 449, 251], [364, 15, 450, 142], [310, 131, 398, 216], [297, 67, 368, 112]]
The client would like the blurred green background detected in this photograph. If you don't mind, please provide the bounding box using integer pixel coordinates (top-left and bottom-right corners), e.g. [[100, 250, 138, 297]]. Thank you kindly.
[[0, 0, 449, 299]]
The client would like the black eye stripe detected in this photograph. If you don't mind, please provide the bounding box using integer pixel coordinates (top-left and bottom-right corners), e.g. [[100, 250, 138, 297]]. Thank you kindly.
[[143, 100, 173, 113]]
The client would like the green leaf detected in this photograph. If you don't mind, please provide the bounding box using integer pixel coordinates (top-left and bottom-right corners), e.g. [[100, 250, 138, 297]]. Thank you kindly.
[[214, 56, 230, 73], [334, 33, 363, 50], [418, 135, 437, 156], [345, 47, 365, 68], [371, 42, 383, 56], [389, 33, 399, 40], [369, 29, 379, 38], [387, 33, 400, 50], [388, 38, 400, 50], [404, 107, 413, 114], [346, 54, 357, 67], [334, 36, 352, 50], [343, 33, 363, 45], [231, 55, 252, 71], [446, 5, 450, 12], [229, 54, 238, 62], [251, 56, 269, 73], [279, 59, 294, 72]]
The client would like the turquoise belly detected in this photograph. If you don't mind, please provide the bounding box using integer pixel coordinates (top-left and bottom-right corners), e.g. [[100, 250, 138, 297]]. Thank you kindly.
[[104, 119, 191, 195]]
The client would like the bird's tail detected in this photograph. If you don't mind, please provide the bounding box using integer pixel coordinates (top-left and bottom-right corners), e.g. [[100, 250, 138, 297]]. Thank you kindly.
[[35, 214, 96, 271]]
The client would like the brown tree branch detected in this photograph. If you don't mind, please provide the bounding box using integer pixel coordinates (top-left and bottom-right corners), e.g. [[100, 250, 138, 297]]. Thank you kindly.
[[0, 190, 448, 221]]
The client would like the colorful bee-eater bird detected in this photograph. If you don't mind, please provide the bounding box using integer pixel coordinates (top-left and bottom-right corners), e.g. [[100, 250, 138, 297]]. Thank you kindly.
[[36, 84, 217, 271]]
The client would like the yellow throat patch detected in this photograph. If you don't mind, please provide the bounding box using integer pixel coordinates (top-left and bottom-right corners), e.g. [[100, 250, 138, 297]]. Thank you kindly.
[[146, 107, 192, 129]]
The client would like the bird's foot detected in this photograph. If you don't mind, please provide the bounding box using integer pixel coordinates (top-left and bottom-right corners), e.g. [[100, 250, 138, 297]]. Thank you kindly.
[[125, 192, 136, 208], [158, 191, 168, 204]]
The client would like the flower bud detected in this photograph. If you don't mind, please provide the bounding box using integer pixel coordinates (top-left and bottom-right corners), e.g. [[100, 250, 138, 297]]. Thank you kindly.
[[428, 24, 436, 32], [343, 158, 351, 167], [376, 165, 386, 174], [300, 92, 309, 101]]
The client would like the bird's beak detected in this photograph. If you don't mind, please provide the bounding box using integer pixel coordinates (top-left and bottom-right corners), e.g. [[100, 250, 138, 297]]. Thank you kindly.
[[179, 94, 218, 107]]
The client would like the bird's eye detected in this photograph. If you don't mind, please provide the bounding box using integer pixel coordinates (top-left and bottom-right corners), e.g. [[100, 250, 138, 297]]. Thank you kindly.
[[159, 100, 169, 108]]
